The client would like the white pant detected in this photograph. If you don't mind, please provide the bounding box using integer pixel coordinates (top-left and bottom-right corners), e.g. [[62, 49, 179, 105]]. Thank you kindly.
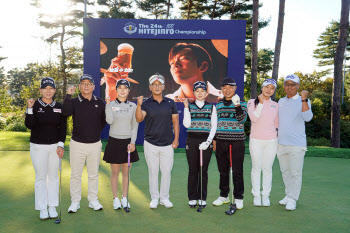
[[144, 140, 174, 200], [277, 144, 306, 201], [249, 138, 277, 197], [30, 143, 59, 210], [69, 139, 102, 202]]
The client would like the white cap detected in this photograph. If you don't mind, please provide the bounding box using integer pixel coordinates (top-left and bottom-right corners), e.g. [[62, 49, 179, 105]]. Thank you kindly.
[[149, 73, 165, 85], [284, 74, 300, 84]]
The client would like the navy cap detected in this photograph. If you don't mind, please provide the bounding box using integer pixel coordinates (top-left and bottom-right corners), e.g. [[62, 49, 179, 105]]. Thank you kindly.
[[116, 79, 130, 89], [221, 77, 236, 86], [80, 74, 95, 84], [40, 77, 55, 89], [193, 81, 207, 92]]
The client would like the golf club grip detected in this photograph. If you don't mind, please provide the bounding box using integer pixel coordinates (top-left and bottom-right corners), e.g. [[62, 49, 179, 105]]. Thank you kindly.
[[229, 145, 232, 168], [59, 158, 62, 171], [128, 151, 130, 167], [200, 149, 203, 166]]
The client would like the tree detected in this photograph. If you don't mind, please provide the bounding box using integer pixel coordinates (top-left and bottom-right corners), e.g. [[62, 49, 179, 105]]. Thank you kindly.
[[313, 20, 350, 76], [31, 0, 90, 97], [250, 0, 259, 99], [137, 0, 170, 19], [179, 0, 207, 19], [97, 0, 135, 18], [271, 0, 285, 100], [0, 46, 7, 86], [331, 0, 350, 148]]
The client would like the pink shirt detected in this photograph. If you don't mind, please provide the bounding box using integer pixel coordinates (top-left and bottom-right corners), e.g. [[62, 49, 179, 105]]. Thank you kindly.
[[247, 99, 278, 140]]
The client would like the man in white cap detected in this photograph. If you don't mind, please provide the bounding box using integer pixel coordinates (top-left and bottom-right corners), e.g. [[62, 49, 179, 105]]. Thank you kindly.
[[277, 74, 313, 211], [136, 73, 180, 209]]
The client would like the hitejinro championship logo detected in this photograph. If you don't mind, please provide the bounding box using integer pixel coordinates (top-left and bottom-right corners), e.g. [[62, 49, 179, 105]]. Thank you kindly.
[[123, 22, 207, 36]]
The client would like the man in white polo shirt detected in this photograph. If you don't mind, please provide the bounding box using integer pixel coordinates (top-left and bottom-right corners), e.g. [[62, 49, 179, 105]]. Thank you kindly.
[[277, 74, 313, 211]]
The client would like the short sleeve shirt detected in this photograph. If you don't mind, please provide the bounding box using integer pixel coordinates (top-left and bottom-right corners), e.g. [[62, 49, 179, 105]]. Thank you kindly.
[[141, 95, 178, 146]]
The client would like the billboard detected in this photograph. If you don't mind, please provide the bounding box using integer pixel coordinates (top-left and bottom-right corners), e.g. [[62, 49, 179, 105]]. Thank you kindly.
[[84, 19, 246, 147]]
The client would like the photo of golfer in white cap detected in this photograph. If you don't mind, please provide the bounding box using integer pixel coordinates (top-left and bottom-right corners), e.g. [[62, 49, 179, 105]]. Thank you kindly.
[[135, 73, 179, 209]]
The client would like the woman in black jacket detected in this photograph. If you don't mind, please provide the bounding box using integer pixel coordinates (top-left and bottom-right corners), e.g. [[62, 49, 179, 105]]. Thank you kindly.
[[25, 77, 67, 220]]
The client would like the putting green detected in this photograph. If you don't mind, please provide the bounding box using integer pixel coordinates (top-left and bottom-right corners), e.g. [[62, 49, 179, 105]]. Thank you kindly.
[[0, 151, 349, 233]]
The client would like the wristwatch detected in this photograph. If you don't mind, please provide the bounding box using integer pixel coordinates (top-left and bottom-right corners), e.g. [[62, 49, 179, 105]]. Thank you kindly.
[[302, 99, 308, 102]]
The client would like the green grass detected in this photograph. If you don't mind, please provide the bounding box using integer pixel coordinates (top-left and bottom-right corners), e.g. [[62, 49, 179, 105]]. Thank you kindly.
[[1, 149, 350, 233], [1, 131, 349, 158]]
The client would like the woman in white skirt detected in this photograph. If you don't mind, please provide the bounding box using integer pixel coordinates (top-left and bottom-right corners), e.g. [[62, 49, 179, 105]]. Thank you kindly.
[[103, 79, 139, 210], [247, 78, 278, 207], [25, 77, 67, 220]]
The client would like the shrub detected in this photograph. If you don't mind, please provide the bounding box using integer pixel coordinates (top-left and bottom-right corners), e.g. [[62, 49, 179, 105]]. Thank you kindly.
[[307, 137, 330, 147], [5, 122, 28, 132]]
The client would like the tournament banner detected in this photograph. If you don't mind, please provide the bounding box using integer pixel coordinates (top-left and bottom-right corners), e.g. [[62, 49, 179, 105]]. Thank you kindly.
[[84, 18, 246, 147]]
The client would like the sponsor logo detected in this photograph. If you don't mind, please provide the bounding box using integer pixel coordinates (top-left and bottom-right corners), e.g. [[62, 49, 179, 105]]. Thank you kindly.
[[112, 107, 120, 111], [95, 105, 98, 108], [38, 108, 45, 113], [124, 22, 137, 35], [53, 108, 61, 113]]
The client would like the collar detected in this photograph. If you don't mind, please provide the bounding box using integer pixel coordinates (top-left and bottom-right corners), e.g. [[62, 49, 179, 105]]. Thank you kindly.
[[286, 93, 300, 100], [195, 100, 205, 108], [263, 98, 271, 103], [150, 95, 165, 103], [38, 98, 56, 107], [115, 98, 129, 104], [223, 98, 233, 106], [78, 93, 97, 102]]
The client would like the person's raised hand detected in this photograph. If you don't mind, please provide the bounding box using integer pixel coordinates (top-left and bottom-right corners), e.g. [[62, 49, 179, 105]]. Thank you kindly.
[[106, 96, 111, 105], [182, 98, 189, 108], [300, 90, 309, 100], [67, 85, 76, 95], [27, 98, 35, 108], [137, 96, 144, 106]]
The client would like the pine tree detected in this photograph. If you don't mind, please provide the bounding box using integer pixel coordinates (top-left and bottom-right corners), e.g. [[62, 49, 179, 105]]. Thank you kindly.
[[31, 0, 89, 98], [313, 20, 350, 76], [97, 0, 135, 18], [137, 0, 170, 19]]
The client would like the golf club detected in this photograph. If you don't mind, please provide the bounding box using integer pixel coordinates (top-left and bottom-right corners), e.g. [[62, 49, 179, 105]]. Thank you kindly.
[[124, 150, 131, 213], [55, 158, 62, 224], [197, 149, 203, 213], [225, 145, 237, 216]]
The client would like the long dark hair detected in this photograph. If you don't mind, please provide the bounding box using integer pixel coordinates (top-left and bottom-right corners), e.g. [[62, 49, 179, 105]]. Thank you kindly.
[[254, 91, 262, 108]]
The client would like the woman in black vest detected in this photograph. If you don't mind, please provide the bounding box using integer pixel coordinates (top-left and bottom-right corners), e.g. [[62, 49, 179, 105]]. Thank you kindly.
[[25, 77, 67, 220], [182, 81, 217, 208]]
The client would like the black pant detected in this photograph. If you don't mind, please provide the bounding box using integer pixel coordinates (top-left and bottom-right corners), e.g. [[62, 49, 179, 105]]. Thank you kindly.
[[186, 136, 213, 200], [215, 139, 245, 199]]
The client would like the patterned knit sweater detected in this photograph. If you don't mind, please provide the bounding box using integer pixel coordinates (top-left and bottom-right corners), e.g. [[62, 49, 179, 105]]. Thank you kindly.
[[215, 98, 247, 141], [187, 101, 213, 134]]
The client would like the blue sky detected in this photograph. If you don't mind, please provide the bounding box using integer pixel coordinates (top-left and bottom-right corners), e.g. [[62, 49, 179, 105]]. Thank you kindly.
[[0, 0, 343, 78]]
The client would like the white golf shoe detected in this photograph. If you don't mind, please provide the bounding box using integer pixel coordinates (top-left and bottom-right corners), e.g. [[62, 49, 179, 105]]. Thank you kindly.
[[48, 206, 58, 218], [68, 202, 80, 213], [40, 209, 49, 220], [235, 199, 243, 209], [285, 199, 296, 211], [89, 200, 103, 211], [253, 196, 261, 206], [160, 199, 173, 208], [121, 196, 130, 208], [212, 196, 230, 206], [198, 200, 207, 208], [279, 196, 289, 206], [262, 196, 270, 207], [113, 197, 121, 210], [149, 199, 159, 209], [188, 200, 197, 208]]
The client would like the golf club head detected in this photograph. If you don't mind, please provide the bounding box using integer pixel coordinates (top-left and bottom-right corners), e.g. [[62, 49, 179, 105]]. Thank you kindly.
[[225, 203, 237, 216], [54, 218, 61, 224], [197, 207, 202, 212], [124, 207, 130, 213]]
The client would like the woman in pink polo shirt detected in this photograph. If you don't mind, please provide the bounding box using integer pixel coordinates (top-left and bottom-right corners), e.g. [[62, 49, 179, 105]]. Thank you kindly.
[[247, 78, 278, 207]]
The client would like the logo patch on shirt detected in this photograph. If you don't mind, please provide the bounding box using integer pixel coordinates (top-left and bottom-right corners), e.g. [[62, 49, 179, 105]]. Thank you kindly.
[[271, 105, 276, 108], [95, 105, 98, 108], [112, 107, 120, 111], [38, 108, 45, 113], [53, 108, 61, 113]]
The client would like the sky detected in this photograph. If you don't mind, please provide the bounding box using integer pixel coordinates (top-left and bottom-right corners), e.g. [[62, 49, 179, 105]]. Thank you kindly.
[[0, 0, 343, 78]]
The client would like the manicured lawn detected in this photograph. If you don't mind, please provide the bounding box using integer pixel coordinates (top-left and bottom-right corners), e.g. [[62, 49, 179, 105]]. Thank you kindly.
[[0, 149, 349, 233]]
